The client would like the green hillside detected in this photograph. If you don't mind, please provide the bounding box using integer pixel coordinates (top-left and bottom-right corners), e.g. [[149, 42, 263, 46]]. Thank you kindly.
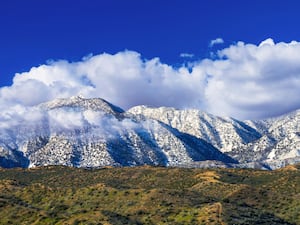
[[0, 165, 299, 225]]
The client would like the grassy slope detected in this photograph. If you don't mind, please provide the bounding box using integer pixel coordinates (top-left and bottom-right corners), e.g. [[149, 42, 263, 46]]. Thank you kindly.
[[0, 165, 299, 225]]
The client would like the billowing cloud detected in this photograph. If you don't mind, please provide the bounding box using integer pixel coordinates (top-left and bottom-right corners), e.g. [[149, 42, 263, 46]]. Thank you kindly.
[[0, 51, 206, 111], [0, 38, 300, 121], [210, 38, 224, 47], [203, 39, 300, 119]]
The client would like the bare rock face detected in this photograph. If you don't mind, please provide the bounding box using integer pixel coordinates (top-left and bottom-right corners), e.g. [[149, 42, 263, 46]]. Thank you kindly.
[[0, 97, 299, 169]]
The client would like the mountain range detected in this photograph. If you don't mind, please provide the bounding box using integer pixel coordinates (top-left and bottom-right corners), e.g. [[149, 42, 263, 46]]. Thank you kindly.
[[0, 96, 299, 169]]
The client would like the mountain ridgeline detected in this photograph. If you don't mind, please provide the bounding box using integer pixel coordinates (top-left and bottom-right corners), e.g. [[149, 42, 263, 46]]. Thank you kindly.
[[0, 96, 299, 169]]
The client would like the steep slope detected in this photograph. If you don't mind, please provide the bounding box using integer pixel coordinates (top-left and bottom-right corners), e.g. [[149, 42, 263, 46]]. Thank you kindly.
[[0, 97, 298, 169], [127, 106, 262, 152], [128, 106, 299, 169], [231, 110, 300, 169], [40, 95, 124, 117], [0, 96, 234, 168]]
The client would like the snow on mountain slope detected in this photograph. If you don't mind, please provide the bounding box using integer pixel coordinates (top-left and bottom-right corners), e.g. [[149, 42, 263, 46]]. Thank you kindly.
[[266, 109, 299, 139], [41, 95, 124, 116], [127, 105, 299, 168], [0, 96, 298, 169], [229, 110, 300, 167], [0, 97, 235, 168], [127, 106, 261, 152], [267, 132, 300, 160]]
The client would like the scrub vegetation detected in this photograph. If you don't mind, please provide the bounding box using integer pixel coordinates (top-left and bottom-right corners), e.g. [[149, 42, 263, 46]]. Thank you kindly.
[[0, 164, 299, 224]]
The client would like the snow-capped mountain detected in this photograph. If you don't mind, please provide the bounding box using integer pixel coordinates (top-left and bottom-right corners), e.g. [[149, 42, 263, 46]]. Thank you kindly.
[[0, 96, 299, 169], [230, 109, 300, 169], [127, 106, 262, 152]]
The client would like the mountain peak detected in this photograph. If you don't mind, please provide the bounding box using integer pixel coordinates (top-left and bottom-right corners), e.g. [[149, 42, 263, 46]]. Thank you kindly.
[[0, 97, 299, 170], [40, 96, 124, 116]]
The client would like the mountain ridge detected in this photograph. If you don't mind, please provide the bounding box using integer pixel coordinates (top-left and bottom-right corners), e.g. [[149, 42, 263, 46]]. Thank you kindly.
[[0, 96, 299, 169]]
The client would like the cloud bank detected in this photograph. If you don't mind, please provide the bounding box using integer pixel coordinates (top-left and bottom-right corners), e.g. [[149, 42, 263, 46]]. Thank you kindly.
[[0, 38, 300, 121]]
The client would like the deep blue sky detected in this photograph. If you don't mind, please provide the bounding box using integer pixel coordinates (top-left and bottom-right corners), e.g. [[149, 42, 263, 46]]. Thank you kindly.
[[1, 0, 300, 87]]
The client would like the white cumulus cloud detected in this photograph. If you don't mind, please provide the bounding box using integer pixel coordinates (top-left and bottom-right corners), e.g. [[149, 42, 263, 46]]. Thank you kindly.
[[0, 38, 299, 121], [203, 39, 300, 118]]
